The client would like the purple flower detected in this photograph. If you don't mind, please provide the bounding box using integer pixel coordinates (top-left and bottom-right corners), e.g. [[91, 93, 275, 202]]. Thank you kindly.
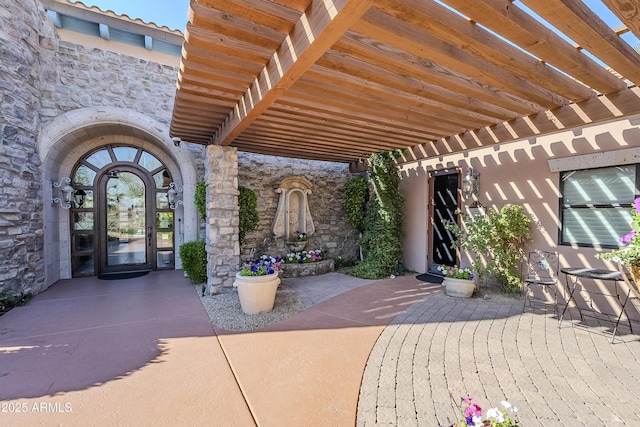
[[621, 230, 636, 244], [634, 198, 640, 214]]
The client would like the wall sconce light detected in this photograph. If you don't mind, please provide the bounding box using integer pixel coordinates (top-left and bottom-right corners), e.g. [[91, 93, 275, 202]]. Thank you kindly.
[[52, 177, 75, 209], [167, 182, 183, 209], [462, 167, 480, 199], [172, 137, 181, 147]]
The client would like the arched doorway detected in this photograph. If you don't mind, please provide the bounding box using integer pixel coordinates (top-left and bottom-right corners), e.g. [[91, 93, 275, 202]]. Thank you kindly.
[[70, 145, 177, 277]]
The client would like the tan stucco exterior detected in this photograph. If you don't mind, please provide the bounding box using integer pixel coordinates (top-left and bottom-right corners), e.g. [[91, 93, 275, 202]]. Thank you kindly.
[[399, 114, 640, 275]]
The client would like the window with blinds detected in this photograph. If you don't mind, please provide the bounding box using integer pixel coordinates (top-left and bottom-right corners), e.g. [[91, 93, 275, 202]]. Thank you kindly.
[[560, 165, 638, 247]]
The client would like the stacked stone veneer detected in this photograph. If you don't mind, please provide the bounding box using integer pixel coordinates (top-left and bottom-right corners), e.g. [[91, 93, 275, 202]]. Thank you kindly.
[[207, 146, 240, 288], [0, 0, 58, 294], [279, 259, 335, 278], [39, 42, 178, 127], [238, 153, 360, 263], [0, 0, 358, 296]]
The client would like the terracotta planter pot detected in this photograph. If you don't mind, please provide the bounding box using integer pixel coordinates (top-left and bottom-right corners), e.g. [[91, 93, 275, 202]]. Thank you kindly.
[[233, 272, 281, 314], [443, 277, 475, 298]]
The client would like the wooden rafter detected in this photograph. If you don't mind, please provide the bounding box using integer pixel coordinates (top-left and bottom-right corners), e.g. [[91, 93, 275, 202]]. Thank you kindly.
[[170, 0, 640, 165], [214, 0, 375, 146]]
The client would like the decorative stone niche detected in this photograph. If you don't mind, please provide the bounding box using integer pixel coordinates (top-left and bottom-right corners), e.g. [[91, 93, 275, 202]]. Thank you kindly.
[[272, 177, 315, 239]]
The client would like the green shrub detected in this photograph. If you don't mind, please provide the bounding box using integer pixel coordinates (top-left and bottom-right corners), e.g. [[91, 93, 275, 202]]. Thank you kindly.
[[0, 289, 32, 316], [344, 176, 368, 233], [195, 181, 207, 221], [238, 185, 259, 245], [179, 240, 207, 284], [444, 204, 532, 293]]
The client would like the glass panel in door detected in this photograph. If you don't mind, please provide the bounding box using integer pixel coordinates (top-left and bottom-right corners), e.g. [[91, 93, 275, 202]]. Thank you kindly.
[[106, 172, 147, 268]]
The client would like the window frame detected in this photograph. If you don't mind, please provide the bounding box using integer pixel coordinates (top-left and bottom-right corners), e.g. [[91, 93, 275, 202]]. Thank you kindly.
[[559, 164, 639, 248]]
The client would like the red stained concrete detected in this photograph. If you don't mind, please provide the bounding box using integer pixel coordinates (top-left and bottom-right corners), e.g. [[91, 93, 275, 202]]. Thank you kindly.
[[0, 271, 439, 426]]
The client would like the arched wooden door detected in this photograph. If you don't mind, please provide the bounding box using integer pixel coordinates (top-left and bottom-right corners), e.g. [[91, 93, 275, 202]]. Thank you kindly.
[[69, 145, 176, 277]]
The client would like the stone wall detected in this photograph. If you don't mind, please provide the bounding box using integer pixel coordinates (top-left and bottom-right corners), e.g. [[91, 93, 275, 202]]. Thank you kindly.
[[0, 0, 57, 294], [238, 153, 360, 264], [206, 146, 240, 289], [0, 1, 356, 296], [39, 40, 178, 127]]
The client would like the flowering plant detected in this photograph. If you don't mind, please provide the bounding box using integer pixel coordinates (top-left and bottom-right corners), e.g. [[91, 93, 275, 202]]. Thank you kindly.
[[438, 265, 474, 280], [288, 231, 307, 242], [283, 249, 323, 264], [444, 397, 520, 427], [239, 255, 281, 276], [598, 198, 640, 267]]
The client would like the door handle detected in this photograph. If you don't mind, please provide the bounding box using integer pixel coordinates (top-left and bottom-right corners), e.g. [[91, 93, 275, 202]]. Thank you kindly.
[[147, 227, 152, 246]]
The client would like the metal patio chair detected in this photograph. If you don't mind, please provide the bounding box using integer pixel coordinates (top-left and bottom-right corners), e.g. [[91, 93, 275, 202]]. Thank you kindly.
[[523, 250, 560, 314]]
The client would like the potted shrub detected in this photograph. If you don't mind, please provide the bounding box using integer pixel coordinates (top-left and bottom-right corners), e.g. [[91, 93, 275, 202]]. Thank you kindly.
[[438, 265, 475, 298], [444, 204, 532, 293], [234, 255, 282, 314]]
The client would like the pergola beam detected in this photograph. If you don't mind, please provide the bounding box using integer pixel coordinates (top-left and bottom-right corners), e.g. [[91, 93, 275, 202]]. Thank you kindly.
[[213, 0, 375, 146]]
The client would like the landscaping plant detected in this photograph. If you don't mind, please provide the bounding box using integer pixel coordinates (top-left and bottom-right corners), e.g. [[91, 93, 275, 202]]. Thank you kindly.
[[349, 150, 404, 279], [238, 185, 259, 245], [344, 175, 368, 233], [194, 181, 207, 221], [179, 240, 207, 283], [0, 289, 32, 316], [445, 204, 532, 293]]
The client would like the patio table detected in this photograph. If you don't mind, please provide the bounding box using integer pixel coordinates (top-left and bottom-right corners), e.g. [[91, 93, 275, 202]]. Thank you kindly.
[[559, 267, 631, 343]]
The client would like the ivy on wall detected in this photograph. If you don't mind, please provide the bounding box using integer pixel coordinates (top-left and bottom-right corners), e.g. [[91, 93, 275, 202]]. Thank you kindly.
[[349, 150, 405, 279], [238, 185, 259, 245], [195, 181, 207, 221], [343, 176, 368, 233]]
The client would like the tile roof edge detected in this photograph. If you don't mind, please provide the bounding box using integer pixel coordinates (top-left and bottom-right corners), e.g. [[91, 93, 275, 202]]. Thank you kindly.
[[55, 0, 185, 35]]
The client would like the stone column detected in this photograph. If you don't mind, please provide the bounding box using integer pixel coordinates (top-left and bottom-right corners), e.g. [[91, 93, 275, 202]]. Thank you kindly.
[[206, 145, 240, 289], [0, 0, 55, 295]]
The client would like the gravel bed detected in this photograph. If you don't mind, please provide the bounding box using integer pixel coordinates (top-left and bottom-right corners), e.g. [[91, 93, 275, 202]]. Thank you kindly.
[[195, 283, 305, 332]]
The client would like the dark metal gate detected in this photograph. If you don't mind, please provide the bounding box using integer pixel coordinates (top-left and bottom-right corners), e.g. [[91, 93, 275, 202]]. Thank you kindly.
[[432, 170, 459, 266]]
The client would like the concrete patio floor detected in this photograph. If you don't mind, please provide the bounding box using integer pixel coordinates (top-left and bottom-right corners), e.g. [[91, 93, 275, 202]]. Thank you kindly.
[[1, 270, 640, 426]]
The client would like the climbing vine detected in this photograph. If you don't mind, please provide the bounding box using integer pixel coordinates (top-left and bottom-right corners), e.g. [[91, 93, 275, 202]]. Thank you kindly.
[[194, 181, 207, 221], [238, 185, 259, 245], [349, 150, 405, 279], [344, 176, 368, 233]]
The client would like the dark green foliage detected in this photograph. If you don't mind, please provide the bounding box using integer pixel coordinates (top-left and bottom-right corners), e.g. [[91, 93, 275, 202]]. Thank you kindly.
[[238, 185, 259, 245], [195, 181, 207, 221], [334, 257, 358, 269], [344, 176, 368, 233], [0, 289, 32, 316], [349, 151, 405, 279], [444, 204, 532, 293], [179, 240, 208, 284]]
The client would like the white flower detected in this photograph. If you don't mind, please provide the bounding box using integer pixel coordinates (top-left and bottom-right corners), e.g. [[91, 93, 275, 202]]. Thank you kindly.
[[486, 407, 505, 423], [501, 400, 511, 409], [472, 416, 483, 427]]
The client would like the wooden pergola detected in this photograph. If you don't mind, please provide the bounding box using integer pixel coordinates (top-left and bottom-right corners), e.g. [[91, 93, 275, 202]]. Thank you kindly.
[[169, 0, 640, 167]]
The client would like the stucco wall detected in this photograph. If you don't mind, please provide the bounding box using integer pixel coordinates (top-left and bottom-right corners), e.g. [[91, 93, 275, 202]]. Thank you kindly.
[[399, 114, 640, 275], [400, 167, 429, 274]]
